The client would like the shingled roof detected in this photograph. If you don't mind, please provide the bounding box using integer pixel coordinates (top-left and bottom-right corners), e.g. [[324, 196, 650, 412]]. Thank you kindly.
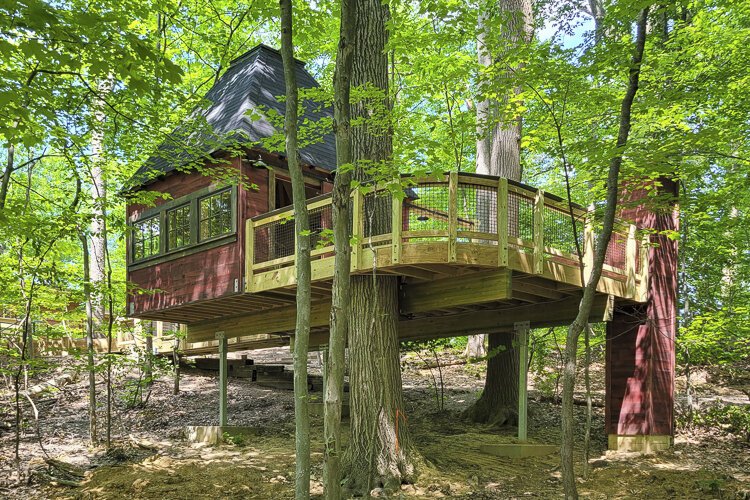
[[127, 44, 336, 190]]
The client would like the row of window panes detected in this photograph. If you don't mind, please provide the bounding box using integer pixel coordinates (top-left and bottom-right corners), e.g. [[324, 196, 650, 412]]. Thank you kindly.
[[132, 190, 233, 261]]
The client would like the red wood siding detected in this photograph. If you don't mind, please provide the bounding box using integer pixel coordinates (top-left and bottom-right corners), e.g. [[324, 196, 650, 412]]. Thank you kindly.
[[127, 156, 273, 318], [605, 179, 678, 436]]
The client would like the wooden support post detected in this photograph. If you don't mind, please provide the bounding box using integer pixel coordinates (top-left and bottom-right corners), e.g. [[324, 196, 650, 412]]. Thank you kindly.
[[392, 193, 402, 264], [216, 331, 228, 426], [515, 321, 530, 442], [533, 190, 544, 274], [245, 218, 254, 292], [320, 344, 328, 398], [625, 224, 637, 298], [268, 167, 276, 209], [497, 177, 509, 267], [448, 172, 458, 263], [637, 232, 650, 302], [351, 189, 363, 272], [583, 208, 595, 285]]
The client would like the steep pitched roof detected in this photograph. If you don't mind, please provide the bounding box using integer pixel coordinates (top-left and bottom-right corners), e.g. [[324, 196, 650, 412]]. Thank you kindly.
[[127, 44, 336, 190]]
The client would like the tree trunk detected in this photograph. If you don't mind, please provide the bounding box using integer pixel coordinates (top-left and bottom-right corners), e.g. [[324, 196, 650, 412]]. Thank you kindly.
[[280, 2, 313, 498], [345, 276, 417, 494], [560, 9, 649, 499], [0, 144, 14, 211], [343, 0, 420, 494], [464, 333, 518, 426], [324, 0, 355, 497], [89, 77, 113, 337], [80, 232, 97, 445], [464, 334, 486, 359], [467, 0, 533, 425]]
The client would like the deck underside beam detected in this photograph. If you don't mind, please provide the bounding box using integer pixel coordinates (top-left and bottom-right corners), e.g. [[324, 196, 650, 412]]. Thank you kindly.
[[186, 293, 613, 349]]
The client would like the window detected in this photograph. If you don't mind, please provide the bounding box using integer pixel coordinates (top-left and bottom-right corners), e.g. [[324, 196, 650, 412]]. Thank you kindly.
[[128, 185, 237, 266], [133, 216, 160, 260], [167, 204, 191, 250], [199, 189, 232, 241]]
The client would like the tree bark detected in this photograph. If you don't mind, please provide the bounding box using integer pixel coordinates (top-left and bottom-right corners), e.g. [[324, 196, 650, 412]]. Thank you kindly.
[[280, 2, 313, 498], [89, 77, 114, 336], [0, 144, 14, 211], [467, 0, 533, 426], [560, 9, 649, 499], [324, 0, 356, 497], [342, 0, 420, 494], [80, 231, 97, 445], [463, 333, 518, 426], [346, 276, 416, 494]]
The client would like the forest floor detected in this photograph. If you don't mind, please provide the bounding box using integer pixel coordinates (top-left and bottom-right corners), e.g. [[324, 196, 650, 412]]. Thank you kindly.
[[1, 348, 749, 499]]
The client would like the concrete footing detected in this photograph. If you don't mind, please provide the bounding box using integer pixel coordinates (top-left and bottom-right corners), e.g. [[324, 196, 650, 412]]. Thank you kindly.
[[607, 434, 672, 453], [185, 426, 256, 445], [480, 443, 557, 458]]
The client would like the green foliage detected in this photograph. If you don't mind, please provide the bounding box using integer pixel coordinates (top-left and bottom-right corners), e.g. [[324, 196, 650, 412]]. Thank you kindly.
[[693, 402, 750, 442], [679, 308, 750, 366], [223, 432, 247, 447]]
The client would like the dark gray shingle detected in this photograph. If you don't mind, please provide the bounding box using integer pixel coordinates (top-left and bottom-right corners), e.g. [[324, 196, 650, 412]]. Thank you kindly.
[[127, 44, 336, 190]]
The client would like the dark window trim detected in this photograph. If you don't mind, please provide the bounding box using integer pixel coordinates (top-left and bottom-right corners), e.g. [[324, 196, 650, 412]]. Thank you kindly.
[[198, 188, 235, 242], [128, 184, 237, 268], [166, 203, 191, 251]]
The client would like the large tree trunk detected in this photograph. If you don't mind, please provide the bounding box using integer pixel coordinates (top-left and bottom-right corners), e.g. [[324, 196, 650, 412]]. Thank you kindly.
[[323, 0, 355, 497], [280, 2, 313, 498], [467, 0, 533, 426], [560, 9, 649, 499], [463, 333, 518, 426], [343, 0, 419, 494], [89, 77, 113, 337], [346, 276, 416, 494]]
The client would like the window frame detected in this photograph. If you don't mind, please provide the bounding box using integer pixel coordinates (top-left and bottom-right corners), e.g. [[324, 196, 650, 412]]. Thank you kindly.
[[128, 184, 237, 269], [166, 203, 192, 251], [198, 188, 234, 242], [132, 215, 161, 261]]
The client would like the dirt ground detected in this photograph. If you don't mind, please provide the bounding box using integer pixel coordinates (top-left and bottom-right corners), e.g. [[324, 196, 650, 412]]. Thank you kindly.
[[1, 349, 749, 499]]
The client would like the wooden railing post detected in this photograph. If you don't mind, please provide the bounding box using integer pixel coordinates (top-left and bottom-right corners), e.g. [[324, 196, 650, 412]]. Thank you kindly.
[[351, 189, 363, 272], [625, 224, 637, 298], [497, 177, 509, 267], [448, 172, 458, 263], [583, 207, 595, 285], [533, 190, 544, 274], [245, 218, 254, 292], [392, 192, 402, 264], [637, 232, 650, 302]]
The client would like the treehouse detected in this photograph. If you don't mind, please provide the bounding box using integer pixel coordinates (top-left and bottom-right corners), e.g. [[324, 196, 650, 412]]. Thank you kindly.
[[125, 44, 677, 453]]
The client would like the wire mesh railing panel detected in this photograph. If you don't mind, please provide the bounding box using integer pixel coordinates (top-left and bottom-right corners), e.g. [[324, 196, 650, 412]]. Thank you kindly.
[[457, 183, 497, 241], [363, 192, 392, 240], [254, 218, 296, 264], [309, 203, 333, 251], [404, 182, 449, 240], [604, 232, 627, 270], [508, 191, 534, 242], [543, 204, 585, 257]]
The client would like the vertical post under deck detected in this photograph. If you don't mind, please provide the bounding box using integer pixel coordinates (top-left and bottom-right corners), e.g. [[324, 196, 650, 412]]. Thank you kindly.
[[216, 331, 228, 426], [515, 321, 530, 442]]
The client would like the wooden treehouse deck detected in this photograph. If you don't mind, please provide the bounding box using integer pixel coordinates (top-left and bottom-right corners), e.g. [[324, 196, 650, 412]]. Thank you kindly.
[[159, 173, 648, 352]]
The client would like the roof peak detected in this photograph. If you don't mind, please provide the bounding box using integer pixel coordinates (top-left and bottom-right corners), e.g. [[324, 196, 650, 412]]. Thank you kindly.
[[229, 43, 307, 68]]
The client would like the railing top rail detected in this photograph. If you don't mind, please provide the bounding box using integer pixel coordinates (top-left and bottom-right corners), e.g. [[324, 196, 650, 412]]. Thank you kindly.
[[251, 191, 333, 223], [248, 172, 633, 230]]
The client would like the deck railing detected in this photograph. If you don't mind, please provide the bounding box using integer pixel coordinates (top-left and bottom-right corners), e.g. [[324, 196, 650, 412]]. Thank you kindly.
[[245, 173, 647, 300]]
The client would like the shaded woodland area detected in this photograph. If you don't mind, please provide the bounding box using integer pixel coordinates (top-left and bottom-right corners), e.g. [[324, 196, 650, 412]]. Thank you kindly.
[[2, 0, 750, 498]]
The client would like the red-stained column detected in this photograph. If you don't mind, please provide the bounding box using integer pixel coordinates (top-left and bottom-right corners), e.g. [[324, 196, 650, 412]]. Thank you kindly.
[[605, 178, 678, 452]]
